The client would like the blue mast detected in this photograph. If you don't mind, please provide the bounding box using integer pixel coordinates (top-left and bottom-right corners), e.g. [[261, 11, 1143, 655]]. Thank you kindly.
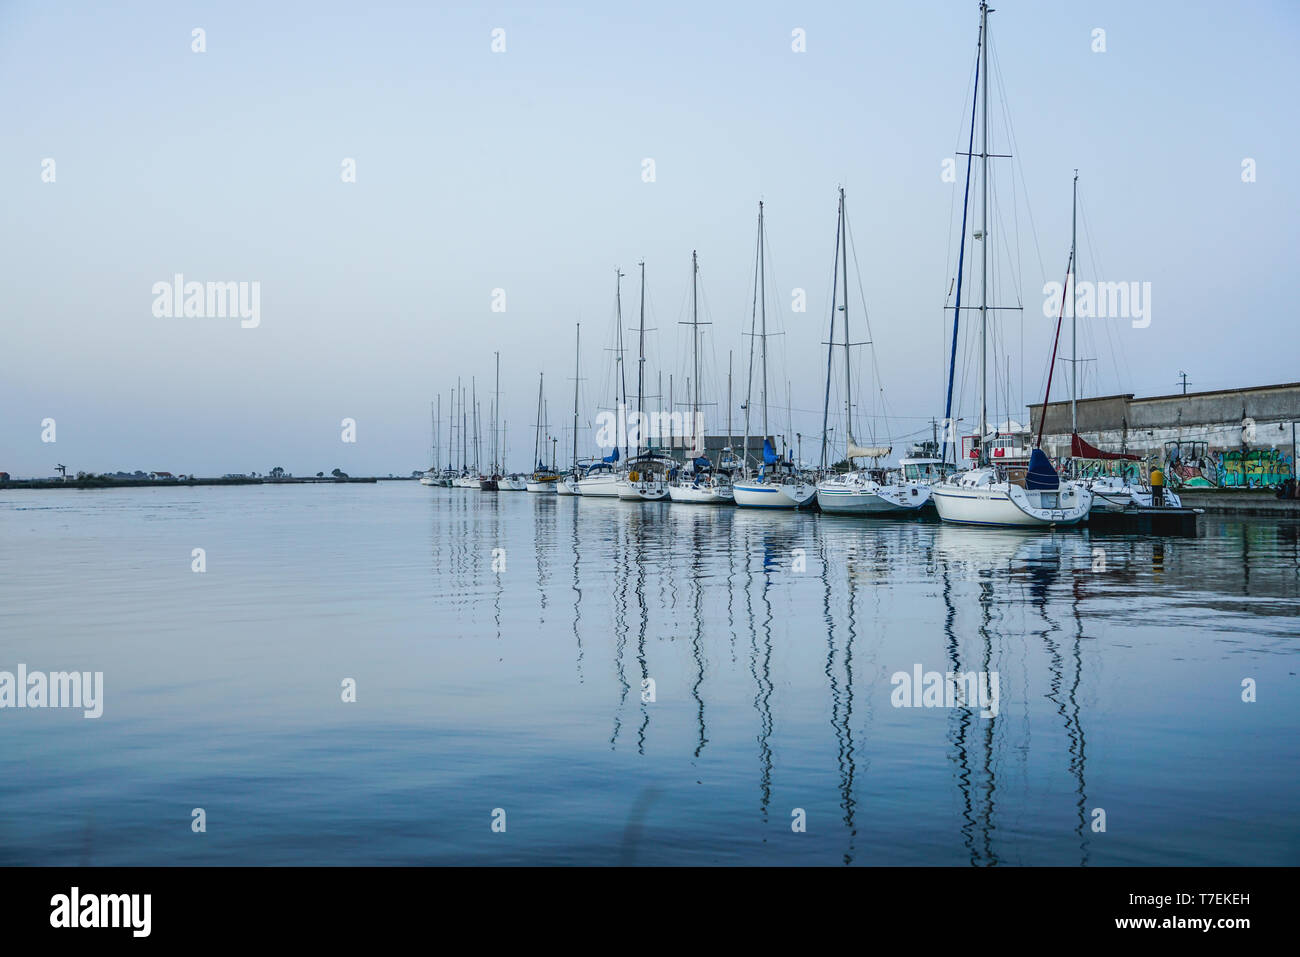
[[942, 19, 984, 464]]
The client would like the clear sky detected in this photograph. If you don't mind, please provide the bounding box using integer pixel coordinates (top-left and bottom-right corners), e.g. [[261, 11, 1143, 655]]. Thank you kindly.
[[3, 0, 1297, 477]]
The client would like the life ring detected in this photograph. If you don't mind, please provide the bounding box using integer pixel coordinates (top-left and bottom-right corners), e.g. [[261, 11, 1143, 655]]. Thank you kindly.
[[629, 470, 640, 482]]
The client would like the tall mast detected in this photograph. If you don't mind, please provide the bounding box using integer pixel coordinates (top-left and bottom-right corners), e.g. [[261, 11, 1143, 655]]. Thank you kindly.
[[691, 251, 700, 453], [493, 351, 501, 473], [534, 374, 544, 468], [759, 201, 769, 444], [742, 202, 761, 471], [458, 377, 465, 471], [942, 7, 984, 466], [820, 189, 843, 470], [615, 269, 627, 460], [691, 252, 699, 421], [472, 377, 478, 472], [841, 187, 852, 460], [978, 0, 990, 466], [571, 323, 580, 468], [1070, 169, 1079, 435], [637, 260, 646, 454], [431, 399, 437, 469], [727, 350, 733, 451]]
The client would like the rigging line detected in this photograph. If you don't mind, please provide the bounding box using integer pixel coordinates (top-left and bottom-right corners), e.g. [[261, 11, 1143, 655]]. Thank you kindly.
[[989, 56, 1025, 310], [1037, 248, 1075, 447], [990, 36, 1047, 289], [845, 211, 892, 448], [742, 208, 761, 462], [1078, 186, 1133, 396]]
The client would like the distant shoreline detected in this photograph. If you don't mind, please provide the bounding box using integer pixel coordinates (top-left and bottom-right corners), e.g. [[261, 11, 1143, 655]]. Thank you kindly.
[[0, 476, 397, 490]]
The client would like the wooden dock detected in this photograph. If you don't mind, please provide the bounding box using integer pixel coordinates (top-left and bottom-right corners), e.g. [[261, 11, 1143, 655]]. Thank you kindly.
[[1088, 506, 1202, 536]]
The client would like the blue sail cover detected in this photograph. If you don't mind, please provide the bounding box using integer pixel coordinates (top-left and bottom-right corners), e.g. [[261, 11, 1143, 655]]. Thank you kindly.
[[762, 439, 778, 465], [1026, 448, 1060, 490], [693, 457, 710, 469], [602, 447, 620, 464]]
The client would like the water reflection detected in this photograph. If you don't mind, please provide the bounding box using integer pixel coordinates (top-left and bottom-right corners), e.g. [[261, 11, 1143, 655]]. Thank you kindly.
[[5, 485, 1293, 866], [424, 490, 1299, 865]]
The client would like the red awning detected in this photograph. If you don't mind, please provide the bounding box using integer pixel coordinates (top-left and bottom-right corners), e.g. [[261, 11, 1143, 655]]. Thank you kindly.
[[1070, 432, 1139, 461]]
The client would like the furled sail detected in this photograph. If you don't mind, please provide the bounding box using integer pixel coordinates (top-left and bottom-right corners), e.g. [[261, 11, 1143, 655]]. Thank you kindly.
[[1026, 448, 1061, 490], [847, 435, 891, 459], [1070, 432, 1139, 461]]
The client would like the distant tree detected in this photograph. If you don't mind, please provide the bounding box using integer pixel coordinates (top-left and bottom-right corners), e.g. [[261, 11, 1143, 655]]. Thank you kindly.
[[316, 471, 324, 478], [331, 468, 348, 479], [270, 467, 285, 479]]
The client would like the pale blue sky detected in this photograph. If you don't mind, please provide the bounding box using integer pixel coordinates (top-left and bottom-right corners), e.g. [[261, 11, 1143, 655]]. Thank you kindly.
[[2, 0, 1296, 476]]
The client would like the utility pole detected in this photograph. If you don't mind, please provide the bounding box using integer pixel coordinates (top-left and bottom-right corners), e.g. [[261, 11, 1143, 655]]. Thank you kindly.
[[1178, 371, 1190, 395]]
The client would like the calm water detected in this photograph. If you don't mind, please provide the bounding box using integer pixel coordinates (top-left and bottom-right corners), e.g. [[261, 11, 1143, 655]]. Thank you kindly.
[[0, 483, 1296, 866]]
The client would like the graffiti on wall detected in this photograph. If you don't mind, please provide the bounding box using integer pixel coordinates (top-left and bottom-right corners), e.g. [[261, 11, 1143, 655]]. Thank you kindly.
[[1162, 440, 1295, 488], [1215, 448, 1294, 488]]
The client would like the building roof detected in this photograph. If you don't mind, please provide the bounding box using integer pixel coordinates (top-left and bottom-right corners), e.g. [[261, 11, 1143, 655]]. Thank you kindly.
[[1030, 382, 1300, 410]]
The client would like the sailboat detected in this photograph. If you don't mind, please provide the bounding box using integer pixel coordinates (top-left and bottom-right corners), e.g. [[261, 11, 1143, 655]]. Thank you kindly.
[[669, 251, 733, 504], [451, 378, 479, 487], [575, 270, 628, 498], [557, 323, 583, 496], [526, 374, 560, 493], [931, 3, 1091, 527], [1054, 173, 1180, 512], [496, 421, 526, 490], [615, 261, 673, 501], [814, 188, 930, 515], [419, 397, 441, 485], [733, 202, 815, 509], [479, 353, 503, 491]]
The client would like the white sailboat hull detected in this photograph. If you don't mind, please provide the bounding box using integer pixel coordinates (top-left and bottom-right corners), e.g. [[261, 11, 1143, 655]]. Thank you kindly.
[[616, 478, 668, 501], [932, 477, 1092, 527], [667, 482, 734, 504], [816, 480, 932, 514], [556, 477, 579, 496], [526, 481, 558, 494], [732, 480, 816, 509], [574, 472, 620, 497]]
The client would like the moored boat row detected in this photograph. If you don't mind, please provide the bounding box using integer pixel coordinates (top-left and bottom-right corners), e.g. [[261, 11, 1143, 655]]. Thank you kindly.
[[421, 4, 1189, 532]]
